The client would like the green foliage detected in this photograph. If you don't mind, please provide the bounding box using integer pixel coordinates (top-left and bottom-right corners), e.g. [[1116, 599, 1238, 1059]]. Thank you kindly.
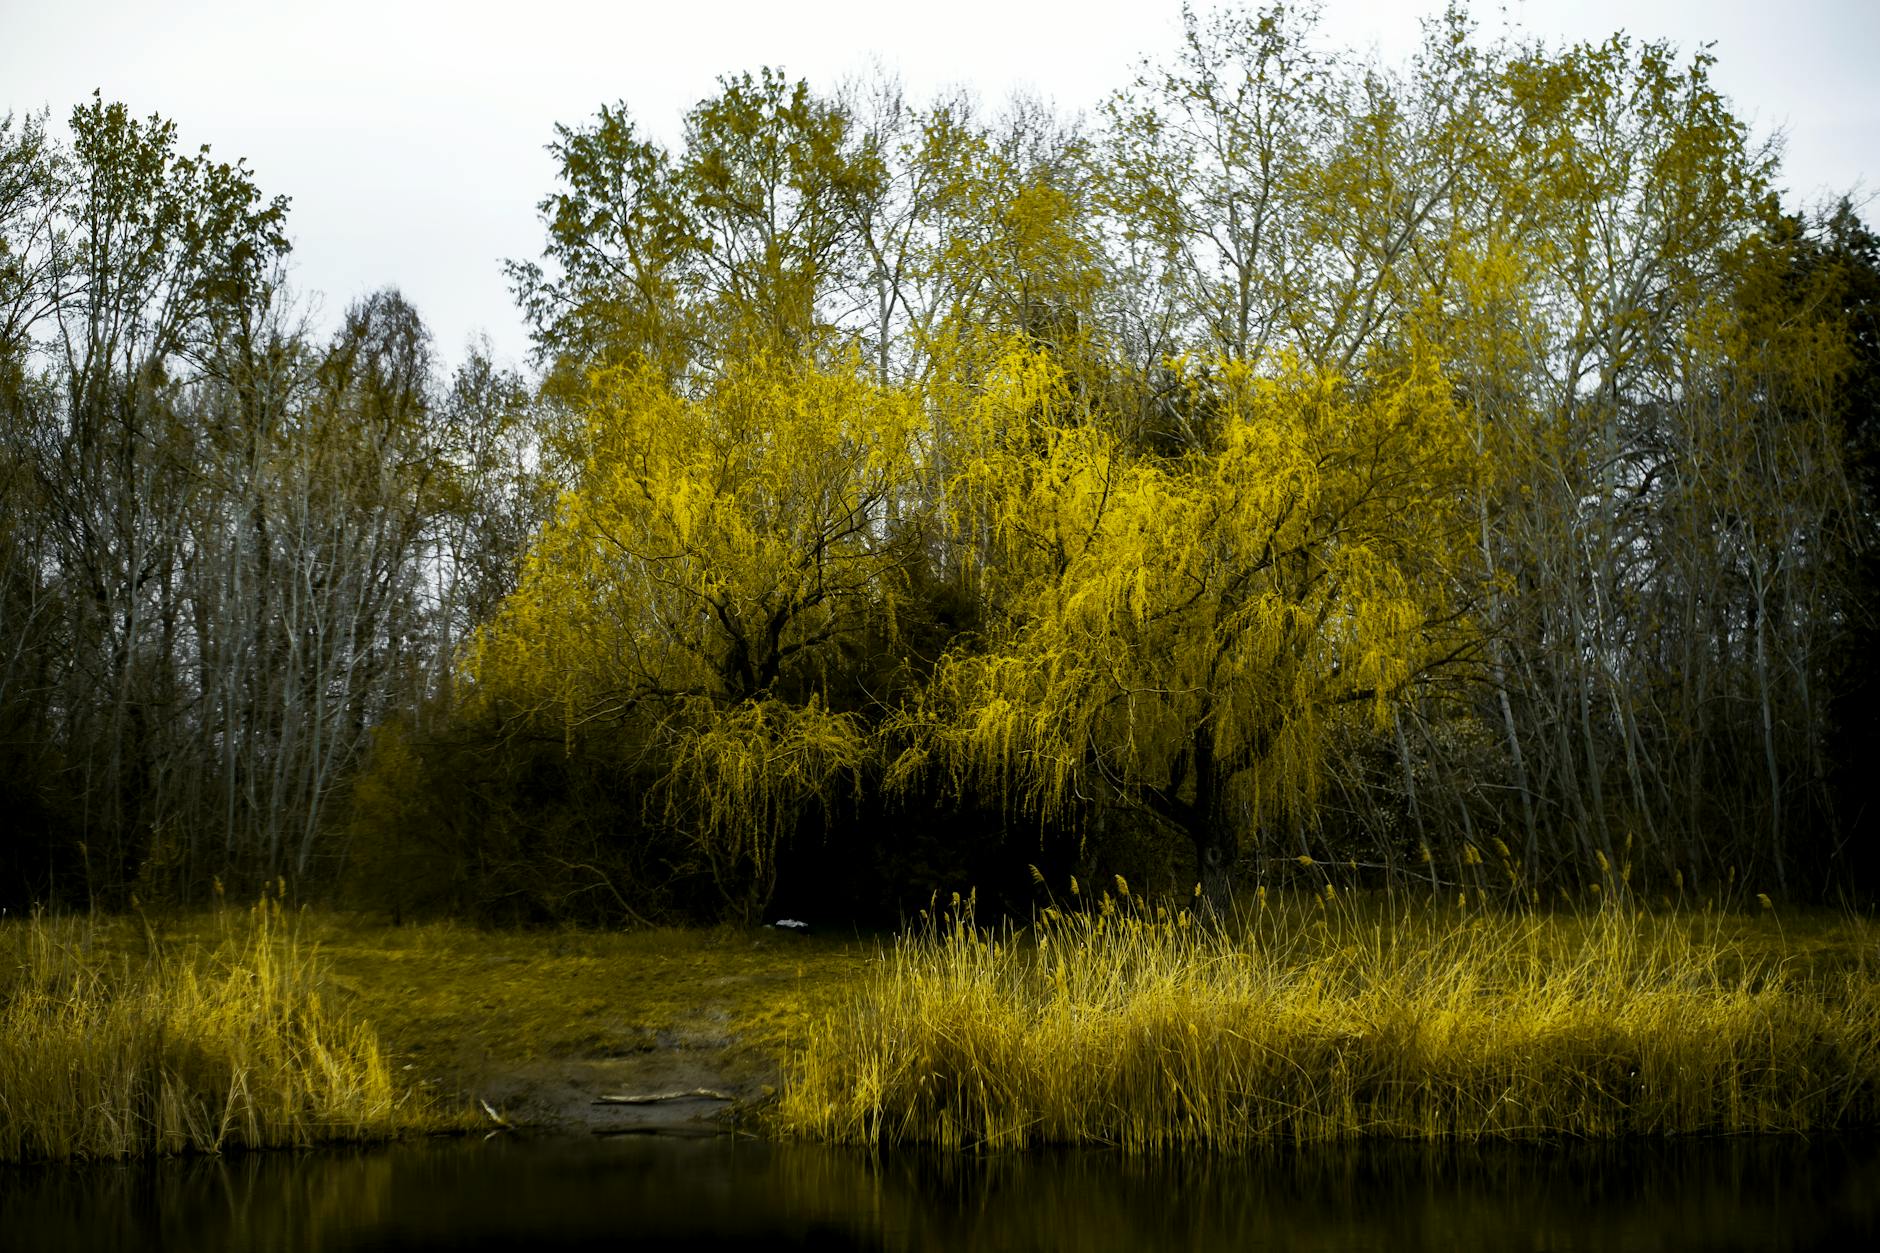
[[64, 91, 291, 373], [507, 69, 883, 394]]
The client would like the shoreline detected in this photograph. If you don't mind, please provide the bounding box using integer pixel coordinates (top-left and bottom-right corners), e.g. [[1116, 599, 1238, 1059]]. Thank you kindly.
[[6, 902, 1878, 1160]]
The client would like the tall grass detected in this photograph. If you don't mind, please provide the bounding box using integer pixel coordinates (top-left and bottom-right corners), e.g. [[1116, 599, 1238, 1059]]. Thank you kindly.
[[776, 884, 1880, 1151], [0, 901, 411, 1162]]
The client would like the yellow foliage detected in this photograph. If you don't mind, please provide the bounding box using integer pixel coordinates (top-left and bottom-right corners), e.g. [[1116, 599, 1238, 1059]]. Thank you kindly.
[[901, 337, 1487, 846], [470, 349, 922, 909]]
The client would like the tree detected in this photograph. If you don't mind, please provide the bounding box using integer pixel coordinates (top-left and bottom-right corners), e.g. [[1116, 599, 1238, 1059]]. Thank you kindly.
[[469, 349, 924, 915], [505, 102, 692, 394], [677, 67, 883, 357], [0, 110, 73, 904], [1, 95, 292, 902], [425, 342, 555, 694], [1454, 31, 1788, 891], [507, 70, 883, 393], [893, 340, 1486, 903], [0, 110, 68, 368], [1691, 202, 1880, 894], [1813, 203, 1880, 894], [1101, 1, 1334, 366]]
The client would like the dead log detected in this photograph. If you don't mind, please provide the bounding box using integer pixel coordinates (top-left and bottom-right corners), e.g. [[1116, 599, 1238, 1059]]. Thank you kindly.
[[593, 1088, 734, 1105]]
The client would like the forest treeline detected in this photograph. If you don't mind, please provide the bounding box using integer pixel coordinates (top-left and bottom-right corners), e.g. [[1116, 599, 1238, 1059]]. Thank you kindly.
[[3, 5, 1877, 923]]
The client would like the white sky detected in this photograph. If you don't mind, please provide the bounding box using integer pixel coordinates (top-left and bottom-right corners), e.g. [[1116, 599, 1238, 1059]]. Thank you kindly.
[[4, 0, 1875, 374]]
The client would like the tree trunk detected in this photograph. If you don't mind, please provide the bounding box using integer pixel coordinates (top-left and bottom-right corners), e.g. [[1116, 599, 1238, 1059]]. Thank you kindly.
[[1188, 723, 1240, 916]]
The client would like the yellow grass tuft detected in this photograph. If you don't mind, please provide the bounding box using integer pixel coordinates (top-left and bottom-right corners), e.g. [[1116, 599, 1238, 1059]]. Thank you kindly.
[[0, 901, 416, 1162], [774, 891, 1880, 1152]]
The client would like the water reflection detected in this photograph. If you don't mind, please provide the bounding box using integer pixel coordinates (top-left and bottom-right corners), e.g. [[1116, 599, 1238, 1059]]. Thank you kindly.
[[3, 1132, 1876, 1251]]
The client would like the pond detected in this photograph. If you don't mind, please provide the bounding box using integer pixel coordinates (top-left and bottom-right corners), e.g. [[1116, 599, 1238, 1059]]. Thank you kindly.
[[3, 1131, 1876, 1251]]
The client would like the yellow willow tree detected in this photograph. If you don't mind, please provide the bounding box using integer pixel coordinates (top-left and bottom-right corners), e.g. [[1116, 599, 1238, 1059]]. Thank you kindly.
[[470, 350, 924, 915], [894, 341, 1488, 900]]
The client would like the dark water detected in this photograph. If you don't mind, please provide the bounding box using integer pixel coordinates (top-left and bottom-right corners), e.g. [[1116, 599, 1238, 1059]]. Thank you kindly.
[[4, 1132, 1877, 1252]]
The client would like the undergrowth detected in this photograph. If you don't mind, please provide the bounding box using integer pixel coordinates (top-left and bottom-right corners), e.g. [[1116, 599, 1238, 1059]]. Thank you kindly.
[[775, 880, 1880, 1152]]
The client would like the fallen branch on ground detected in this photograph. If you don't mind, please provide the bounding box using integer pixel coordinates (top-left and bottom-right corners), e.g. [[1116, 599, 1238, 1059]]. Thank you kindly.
[[594, 1088, 734, 1104]]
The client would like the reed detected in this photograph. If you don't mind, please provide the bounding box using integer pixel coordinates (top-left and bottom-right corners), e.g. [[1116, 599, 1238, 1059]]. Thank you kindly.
[[775, 884, 1880, 1151], [0, 900, 414, 1162]]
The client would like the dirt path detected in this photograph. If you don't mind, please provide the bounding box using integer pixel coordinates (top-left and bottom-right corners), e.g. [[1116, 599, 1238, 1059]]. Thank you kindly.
[[305, 920, 873, 1136], [474, 1045, 768, 1134]]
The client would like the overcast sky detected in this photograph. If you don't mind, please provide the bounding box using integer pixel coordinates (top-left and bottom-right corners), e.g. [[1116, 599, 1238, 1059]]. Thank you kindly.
[[4, 0, 1875, 374]]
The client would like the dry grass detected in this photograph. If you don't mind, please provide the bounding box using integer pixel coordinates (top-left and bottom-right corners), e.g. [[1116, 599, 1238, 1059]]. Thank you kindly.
[[16, 883, 1874, 1161], [0, 900, 417, 1162], [774, 883, 1880, 1151]]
